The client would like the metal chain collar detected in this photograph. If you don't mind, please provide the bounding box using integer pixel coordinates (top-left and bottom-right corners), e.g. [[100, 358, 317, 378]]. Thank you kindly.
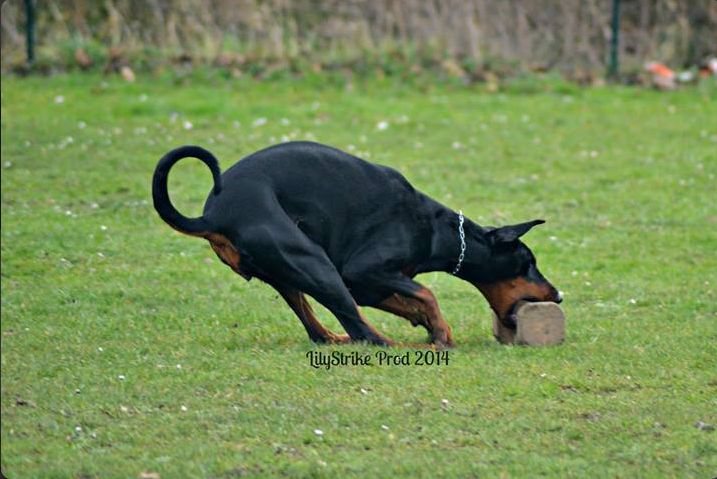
[[452, 210, 466, 275]]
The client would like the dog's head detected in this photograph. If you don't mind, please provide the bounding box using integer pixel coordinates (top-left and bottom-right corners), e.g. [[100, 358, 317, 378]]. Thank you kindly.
[[457, 219, 562, 327]]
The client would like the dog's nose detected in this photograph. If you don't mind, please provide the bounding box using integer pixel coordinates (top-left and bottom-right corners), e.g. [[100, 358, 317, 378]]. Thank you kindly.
[[555, 290, 564, 304]]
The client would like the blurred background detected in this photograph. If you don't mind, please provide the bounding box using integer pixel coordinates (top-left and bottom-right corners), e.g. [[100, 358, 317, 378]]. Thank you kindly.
[[2, 0, 716, 84]]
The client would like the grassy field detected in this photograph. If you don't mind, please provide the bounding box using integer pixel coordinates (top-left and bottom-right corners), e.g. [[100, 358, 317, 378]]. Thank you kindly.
[[1, 72, 716, 478]]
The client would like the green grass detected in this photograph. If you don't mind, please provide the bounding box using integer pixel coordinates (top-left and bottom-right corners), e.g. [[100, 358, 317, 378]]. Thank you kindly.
[[2, 73, 716, 478]]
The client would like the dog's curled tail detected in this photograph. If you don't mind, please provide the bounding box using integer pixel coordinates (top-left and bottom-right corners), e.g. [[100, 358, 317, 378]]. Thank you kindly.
[[152, 145, 222, 236]]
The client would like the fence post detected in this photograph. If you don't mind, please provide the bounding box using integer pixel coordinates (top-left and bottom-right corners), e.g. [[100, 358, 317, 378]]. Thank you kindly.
[[25, 0, 36, 66], [607, 0, 621, 79]]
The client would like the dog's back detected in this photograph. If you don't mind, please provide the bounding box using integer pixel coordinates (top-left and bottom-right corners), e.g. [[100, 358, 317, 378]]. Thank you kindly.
[[203, 141, 430, 261]]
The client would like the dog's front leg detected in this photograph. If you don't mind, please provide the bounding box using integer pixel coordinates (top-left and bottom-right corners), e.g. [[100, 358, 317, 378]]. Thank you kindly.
[[375, 287, 454, 349], [347, 274, 454, 349]]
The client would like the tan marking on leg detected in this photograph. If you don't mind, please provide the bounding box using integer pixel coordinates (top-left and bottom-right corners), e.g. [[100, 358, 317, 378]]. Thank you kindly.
[[376, 294, 431, 329], [376, 287, 453, 348], [205, 233, 242, 273], [278, 287, 350, 344]]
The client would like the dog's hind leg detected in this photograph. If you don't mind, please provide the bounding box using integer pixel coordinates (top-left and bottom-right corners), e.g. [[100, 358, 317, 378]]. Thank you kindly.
[[271, 284, 350, 344], [240, 224, 393, 346]]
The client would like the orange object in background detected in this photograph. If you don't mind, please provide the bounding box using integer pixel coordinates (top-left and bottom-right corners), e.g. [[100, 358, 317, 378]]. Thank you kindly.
[[645, 62, 676, 90]]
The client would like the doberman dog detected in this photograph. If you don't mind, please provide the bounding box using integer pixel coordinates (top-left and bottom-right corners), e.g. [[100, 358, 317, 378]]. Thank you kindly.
[[152, 142, 562, 348]]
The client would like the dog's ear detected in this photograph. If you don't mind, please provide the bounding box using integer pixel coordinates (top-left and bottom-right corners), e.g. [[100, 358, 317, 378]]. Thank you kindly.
[[487, 219, 545, 244]]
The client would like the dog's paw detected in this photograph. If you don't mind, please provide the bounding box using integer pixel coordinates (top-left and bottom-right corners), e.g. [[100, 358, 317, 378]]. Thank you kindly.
[[366, 335, 395, 347], [432, 339, 454, 350], [431, 328, 454, 350], [327, 333, 351, 344]]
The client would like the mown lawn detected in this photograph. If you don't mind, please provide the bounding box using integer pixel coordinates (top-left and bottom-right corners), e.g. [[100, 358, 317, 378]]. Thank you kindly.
[[1, 73, 716, 478]]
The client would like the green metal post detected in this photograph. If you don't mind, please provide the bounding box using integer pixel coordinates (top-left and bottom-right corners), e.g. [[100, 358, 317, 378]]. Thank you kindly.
[[25, 0, 36, 66], [608, 0, 621, 78]]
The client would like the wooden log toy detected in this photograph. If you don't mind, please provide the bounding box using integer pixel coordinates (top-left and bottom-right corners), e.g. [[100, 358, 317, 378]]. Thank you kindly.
[[492, 301, 565, 346]]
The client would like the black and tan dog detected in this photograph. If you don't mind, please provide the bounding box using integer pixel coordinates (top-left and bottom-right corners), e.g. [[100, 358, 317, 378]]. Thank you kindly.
[[152, 142, 562, 348]]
